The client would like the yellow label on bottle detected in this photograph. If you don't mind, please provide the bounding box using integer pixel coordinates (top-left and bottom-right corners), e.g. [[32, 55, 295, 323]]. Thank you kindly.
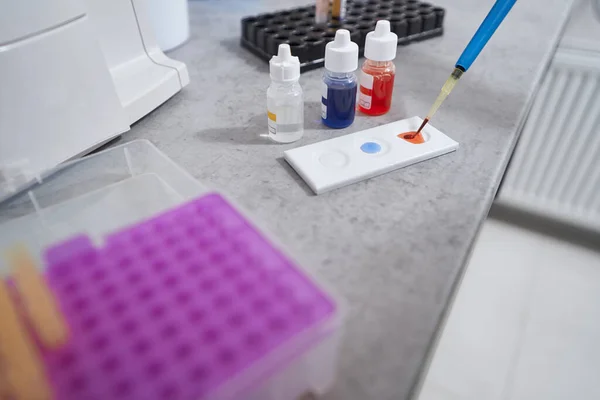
[[267, 110, 276, 135]]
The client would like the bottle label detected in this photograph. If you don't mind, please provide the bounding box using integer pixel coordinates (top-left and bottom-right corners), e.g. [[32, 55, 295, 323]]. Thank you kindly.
[[321, 81, 328, 119], [358, 71, 374, 110], [268, 110, 277, 135]]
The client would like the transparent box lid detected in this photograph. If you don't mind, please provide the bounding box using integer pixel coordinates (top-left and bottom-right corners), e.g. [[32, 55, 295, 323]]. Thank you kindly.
[[0, 140, 207, 272], [0, 139, 346, 400]]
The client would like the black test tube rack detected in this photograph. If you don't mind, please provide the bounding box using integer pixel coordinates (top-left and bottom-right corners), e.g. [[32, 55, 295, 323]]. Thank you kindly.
[[241, 0, 445, 73]]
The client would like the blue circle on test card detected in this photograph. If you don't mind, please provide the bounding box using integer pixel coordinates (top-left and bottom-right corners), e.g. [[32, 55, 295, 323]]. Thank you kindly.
[[360, 141, 382, 154]]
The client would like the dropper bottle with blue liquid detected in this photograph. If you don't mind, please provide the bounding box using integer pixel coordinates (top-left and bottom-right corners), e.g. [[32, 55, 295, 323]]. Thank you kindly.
[[322, 29, 359, 129]]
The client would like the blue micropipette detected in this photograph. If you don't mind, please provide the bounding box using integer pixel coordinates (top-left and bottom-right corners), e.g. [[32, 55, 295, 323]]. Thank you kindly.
[[414, 0, 517, 135]]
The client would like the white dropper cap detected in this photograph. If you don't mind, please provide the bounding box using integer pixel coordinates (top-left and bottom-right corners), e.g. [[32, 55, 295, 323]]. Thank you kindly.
[[270, 44, 300, 82], [364, 20, 398, 61], [324, 29, 358, 73]]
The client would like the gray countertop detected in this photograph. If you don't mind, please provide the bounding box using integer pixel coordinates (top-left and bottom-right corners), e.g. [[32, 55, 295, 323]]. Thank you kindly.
[[121, 1, 573, 398]]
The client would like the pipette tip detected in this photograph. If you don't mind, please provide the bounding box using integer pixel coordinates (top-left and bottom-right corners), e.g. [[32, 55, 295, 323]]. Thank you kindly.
[[403, 117, 429, 140], [417, 117, 429, 134]]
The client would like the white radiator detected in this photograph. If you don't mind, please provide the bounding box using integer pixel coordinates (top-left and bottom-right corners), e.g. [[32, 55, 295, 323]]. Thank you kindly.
[[497, 48, 600, 232]]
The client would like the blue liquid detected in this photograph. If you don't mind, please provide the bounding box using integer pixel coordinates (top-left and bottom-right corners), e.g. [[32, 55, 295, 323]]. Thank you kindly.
[[360, 142, 381, 154], [322, 72, 357, 129]]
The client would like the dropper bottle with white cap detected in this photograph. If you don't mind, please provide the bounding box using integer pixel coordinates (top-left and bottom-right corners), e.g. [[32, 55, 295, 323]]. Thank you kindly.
[[322, 29, 359, 129], [358, 20, 398, 116], [265, 44, 304, 143]]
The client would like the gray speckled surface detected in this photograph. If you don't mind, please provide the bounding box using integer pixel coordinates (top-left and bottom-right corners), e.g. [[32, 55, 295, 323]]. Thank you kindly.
[[117, 0, 574, 398]]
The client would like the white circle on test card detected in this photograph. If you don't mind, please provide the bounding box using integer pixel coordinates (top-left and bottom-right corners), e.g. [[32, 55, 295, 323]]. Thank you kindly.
[[318, 151, 349, 168]]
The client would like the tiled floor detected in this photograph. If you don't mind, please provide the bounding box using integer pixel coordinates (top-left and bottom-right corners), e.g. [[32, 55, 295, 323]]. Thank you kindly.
[[418, 217, 600, 400]]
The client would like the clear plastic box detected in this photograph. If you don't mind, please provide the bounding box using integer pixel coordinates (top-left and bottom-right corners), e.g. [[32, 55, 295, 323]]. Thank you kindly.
[[0, 139, 343, 399], [0, 140, 207, 270]]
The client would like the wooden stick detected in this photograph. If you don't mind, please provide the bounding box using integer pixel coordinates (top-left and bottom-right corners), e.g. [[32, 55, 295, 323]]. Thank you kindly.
[[8, 246, 68, 349], [0, 280, 52, 400]]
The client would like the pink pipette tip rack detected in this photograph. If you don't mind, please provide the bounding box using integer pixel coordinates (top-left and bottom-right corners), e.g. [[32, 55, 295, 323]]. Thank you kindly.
[[41, 193, 339, 400]]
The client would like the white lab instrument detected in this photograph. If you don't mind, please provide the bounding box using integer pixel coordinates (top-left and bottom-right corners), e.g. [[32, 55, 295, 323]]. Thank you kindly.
[[146, 0, 190, 51], [0, 0, 189, 197]]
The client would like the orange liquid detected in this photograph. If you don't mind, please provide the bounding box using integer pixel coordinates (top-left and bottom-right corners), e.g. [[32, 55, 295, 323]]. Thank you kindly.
[[398, 131, 425, 144], [358, 74, 395, 116], [357, 61, 396, 116]]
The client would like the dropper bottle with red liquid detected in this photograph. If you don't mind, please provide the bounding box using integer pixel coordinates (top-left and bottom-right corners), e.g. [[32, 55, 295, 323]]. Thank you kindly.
[[358, 20, 398, 116]]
